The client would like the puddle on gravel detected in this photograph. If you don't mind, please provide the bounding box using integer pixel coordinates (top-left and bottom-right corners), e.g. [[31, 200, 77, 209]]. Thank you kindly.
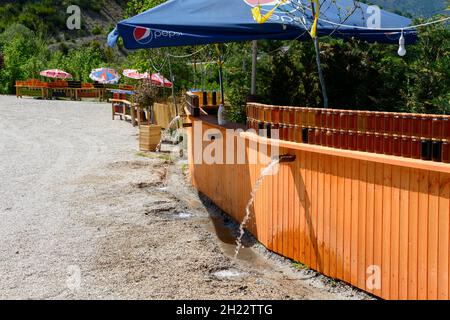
[[203, 215, 268, 268], [212, 268, 247, 280]]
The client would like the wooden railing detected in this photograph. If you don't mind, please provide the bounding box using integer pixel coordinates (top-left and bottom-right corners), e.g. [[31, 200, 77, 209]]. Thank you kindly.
[[186, 112, 450, 300]]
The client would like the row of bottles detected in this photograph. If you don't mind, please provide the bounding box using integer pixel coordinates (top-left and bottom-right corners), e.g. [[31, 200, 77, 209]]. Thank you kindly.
[[247, 104, 450, 139], [246, 104, 450, 163]]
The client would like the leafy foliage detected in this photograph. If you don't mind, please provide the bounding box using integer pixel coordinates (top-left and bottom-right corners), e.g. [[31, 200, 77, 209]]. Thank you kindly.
[[0, 0, 448, 122]]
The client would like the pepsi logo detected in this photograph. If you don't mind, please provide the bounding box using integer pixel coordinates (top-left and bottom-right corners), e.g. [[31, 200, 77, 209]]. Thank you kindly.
[[133, 27, 153, 44]]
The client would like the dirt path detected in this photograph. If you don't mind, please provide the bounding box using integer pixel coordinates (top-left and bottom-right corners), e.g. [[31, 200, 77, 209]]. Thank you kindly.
[[0, 96, 369, 299]]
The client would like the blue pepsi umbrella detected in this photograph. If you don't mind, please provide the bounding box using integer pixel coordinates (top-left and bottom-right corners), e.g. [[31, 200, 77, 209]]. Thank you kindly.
[[108, 0, 417, 104], [108, 0, 417, 49]]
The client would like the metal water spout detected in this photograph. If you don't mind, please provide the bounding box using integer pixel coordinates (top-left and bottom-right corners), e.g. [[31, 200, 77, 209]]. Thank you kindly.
[[278, 154, 296, 163]]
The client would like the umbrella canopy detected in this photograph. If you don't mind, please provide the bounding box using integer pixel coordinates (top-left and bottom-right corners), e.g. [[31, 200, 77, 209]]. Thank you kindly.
[[40, 69, 72, 79], [123, 69, 150, 80], [89, 68, 120, 84], [108, 0, 417, 49], [150, 73, 173, 88]]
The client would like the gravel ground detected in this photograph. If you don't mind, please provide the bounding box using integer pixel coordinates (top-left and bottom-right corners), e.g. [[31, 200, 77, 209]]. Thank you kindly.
[[0, 96, 371, 300]]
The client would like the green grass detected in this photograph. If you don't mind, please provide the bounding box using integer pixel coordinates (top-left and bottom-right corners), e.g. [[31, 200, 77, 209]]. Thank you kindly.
[[292, 261, 309, 271]]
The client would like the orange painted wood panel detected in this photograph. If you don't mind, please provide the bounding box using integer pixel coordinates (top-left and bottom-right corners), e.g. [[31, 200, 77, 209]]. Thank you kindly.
[[438, 173, 449, 300], [187, 123, 450, 300], [365, 161, 375, 295], [408, 169, 419, 300], [390, 166, 401, 300], [329, 156, 338, 280], [351, 159, 360, 286], [428, 172, 440, 299], [399, 167, 410, 300], [357, 161, 367, 291]]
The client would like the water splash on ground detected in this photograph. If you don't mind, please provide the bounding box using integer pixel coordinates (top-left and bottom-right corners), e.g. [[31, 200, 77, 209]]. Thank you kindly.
[[234, 158, 281, 259]]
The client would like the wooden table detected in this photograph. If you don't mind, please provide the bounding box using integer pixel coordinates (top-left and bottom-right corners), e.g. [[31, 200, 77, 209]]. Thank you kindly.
[[111, 99, 140, 127]]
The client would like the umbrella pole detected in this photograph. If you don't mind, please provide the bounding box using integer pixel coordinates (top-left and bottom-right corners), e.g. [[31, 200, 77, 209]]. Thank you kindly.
[[219, 65, 225, 105], [217, 44, 225, 105], [167, 55, 178, 117], [313, 37, 328, 108]]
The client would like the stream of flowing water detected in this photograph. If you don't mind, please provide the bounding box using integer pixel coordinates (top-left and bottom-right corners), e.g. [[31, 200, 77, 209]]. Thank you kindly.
[[156, 115, 181, 152], [234, 158, 281, 259]]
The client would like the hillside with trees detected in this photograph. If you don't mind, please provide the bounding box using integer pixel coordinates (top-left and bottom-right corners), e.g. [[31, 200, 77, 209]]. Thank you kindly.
[[0, 0, 448, 119]]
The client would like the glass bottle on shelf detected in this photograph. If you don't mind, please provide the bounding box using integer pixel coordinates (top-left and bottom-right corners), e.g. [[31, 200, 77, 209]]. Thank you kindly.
[[332, 130, 340, 148], [333, 111, 341, 130], [272, 106, 280, 124], [374, 133, 383, 154], [401, 114, 413, 137], [401, 136, 412, 158], [384, 113, 393, 135], [432, 117, 443, 140], [383, 134, 394, 155], [411, 137, 421, 159], [366, 132, 375, 153], [393, 135, 402, 157], [442, 139, 450, 163], [432, 139, 443, 162], [420, 115, 432, 139], [357, 131, 366, 152], [339, 130, 349, 150], [288, 107, 296, 125], [348, 131, 357, 150], [421, 139, 432, 161], [326, 111, 333, 130], [375, 112, 384, 133], [348, 112, 357, 132], [340, 111, 349, 131], [393, 114, 401, 136], [411, 115, 421, 137], [366, 112, 375, 133], [442, 117, 450, 140], [302, 127, 309, 144]]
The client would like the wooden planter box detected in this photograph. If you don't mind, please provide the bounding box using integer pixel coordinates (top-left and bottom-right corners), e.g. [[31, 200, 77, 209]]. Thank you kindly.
[[139, 125, 161, 152]]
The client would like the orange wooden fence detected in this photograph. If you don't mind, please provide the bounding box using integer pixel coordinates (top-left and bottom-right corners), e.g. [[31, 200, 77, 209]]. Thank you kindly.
[[187, 117, 450, 300]]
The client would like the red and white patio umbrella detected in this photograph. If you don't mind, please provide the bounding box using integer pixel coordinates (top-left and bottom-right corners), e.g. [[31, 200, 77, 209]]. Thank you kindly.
[[40, 69, 73, 79], [123, 69, 150, 80], [150, 73, 173, 88]]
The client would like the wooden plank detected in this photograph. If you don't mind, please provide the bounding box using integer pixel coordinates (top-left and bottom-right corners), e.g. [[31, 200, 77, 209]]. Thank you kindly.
[[299, 150, 307, 264], [399, 167, 410, 300], [382, 164, 392, 299], [293, 149, 301, 262], [317, 153, 325, 273], [336, 157, 345, 280], [343, 158, 352, 283], [310, 152, 319, 270], [408, 168, 420, 300], [274, 148, 281, 253], [329, 155, 339, 279], [417, 170, 429, 300], [358, 160, 368, 291], [438, 173, 449, 300], [366, 161, 376, 295], [390, 164, 401, 300], [304, 151, 312, 267], [428, 171, 440, 299], [351, 159, 360, 286], [281, 150, 288, 255], [241, 132, 450, 174], [265, 145, 273, 250], [323, 154, 332, 276], [288, 159, 295, 259]]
